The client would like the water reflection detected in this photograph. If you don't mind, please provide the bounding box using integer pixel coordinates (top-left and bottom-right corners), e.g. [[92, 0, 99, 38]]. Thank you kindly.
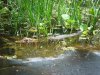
[[0, 50, 100, 75]]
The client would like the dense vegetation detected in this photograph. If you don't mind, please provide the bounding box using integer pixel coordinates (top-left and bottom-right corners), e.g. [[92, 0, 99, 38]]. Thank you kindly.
[[0, 0, 99, 38], [0, 0, 100, 59]]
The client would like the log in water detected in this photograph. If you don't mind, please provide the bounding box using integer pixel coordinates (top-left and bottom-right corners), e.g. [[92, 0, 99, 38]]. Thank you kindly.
[[48, 30, 82, 41]]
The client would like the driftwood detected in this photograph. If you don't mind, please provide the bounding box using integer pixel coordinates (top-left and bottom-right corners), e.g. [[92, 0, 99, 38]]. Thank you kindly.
[[48, 31, 82, 41]]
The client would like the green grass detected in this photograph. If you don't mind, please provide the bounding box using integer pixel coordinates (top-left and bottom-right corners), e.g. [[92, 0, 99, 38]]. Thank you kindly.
[[0, 0, 99, 37]]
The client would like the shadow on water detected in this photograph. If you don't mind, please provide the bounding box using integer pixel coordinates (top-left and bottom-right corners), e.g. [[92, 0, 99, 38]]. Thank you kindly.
[[0, 49, 100, 75]]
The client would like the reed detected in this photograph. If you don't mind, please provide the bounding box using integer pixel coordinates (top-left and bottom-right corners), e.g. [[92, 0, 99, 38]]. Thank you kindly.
[[0, 0, 99, 37]]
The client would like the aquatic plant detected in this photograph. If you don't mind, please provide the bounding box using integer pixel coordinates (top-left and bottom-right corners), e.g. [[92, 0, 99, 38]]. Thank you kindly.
[[0, 0, 99, 38]]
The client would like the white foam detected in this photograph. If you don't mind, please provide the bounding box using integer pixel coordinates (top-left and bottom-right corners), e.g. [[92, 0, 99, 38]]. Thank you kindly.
[[25, 54, 65, 62], [26, 57, 44, 62], [93, 51, 100, 56]]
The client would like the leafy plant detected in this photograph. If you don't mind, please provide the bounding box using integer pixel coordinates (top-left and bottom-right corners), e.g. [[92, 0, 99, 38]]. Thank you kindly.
[[0, 0, 99, 39]]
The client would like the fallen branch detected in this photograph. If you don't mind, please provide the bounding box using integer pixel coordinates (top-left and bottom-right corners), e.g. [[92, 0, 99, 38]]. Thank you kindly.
[[48, 31, 82, 41]]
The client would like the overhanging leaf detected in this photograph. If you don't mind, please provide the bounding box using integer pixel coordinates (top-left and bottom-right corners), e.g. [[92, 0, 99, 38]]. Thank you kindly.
[[80, 23, 88, 31]]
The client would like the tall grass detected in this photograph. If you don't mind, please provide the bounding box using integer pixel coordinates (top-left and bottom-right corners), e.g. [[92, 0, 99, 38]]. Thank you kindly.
[[62, 0, 99, 35], [0, 0, 99, 37], [13, 0, 55, 36]]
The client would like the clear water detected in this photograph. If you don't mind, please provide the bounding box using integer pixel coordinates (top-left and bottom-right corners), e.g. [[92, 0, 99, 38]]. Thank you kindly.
[[0, 50, 100, 75]]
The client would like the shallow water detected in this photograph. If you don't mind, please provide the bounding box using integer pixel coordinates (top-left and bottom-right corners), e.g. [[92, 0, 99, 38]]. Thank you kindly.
[[0, 50, 100, 75], [14, 42, 64, 58]]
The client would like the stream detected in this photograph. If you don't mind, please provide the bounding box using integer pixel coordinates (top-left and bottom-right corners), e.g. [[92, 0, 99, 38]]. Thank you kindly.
[[0, 49, 100, 75]]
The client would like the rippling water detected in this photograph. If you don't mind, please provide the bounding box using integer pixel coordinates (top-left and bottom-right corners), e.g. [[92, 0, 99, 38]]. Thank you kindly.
[[0, 50, 100, 75]]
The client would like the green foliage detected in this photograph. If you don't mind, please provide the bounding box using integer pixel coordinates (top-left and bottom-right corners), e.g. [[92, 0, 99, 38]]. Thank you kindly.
[[80, 23, 88, 31], [0, 0, 99, 37], [0, 7, 9, 14], [38, 23, 48, 36], [61, 14, 70, 21]]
